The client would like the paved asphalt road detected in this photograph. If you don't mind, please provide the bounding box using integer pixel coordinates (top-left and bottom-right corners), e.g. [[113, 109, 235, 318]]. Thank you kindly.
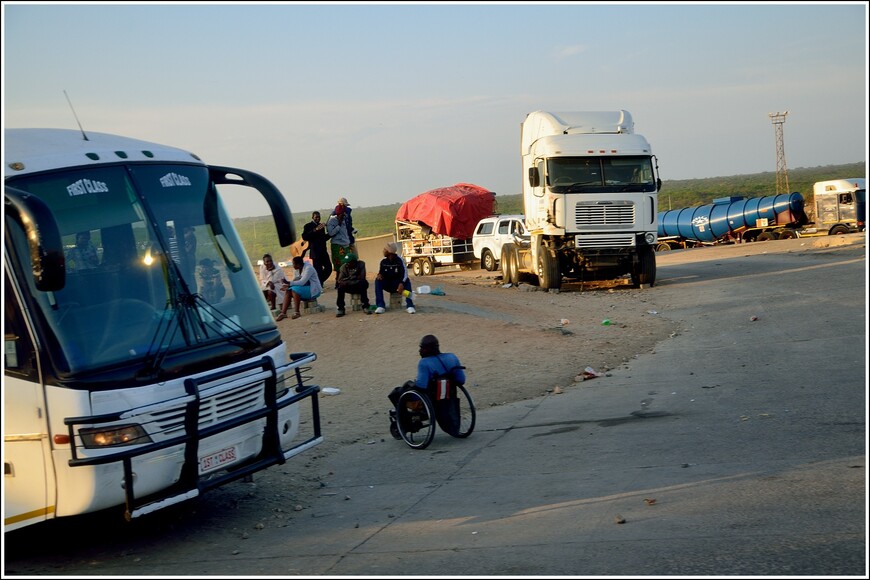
[[3, 235, 866, 577]]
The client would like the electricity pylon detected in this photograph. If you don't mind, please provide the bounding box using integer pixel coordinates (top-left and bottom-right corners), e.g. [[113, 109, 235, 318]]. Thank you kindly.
[[768, 111, 789, 194]]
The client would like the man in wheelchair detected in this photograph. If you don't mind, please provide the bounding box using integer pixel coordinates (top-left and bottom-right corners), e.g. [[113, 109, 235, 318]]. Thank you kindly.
[[388, 334, 467, 438]]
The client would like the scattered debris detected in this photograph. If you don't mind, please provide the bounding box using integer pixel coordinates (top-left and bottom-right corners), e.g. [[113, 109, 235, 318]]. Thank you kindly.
[[750, 315, 759, 321], [321, 387, 341, 396], [615, 514, 626, 524], [644, 498, 657, 506], [582, 366, 604, 380]]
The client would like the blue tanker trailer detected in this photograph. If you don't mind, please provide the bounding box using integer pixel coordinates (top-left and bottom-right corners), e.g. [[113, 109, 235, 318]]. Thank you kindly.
[[656, 182, 864, 251]]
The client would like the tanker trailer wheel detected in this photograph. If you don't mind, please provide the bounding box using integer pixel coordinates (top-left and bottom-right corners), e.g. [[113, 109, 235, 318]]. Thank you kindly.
[[481, 249, 497, 271], [757, 231, 779, 242], [631, 246, 657, 288], [501, 243, 518, 285], [421, 258, 434, 276], [778, 229, 797, 239], [412, 259, 423, 277], [656, 242, 672, 252], [537, 249, 561, 290]]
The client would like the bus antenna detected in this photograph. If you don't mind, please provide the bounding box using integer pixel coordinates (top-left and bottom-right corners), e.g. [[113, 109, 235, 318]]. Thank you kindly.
[[63, 90, 89, 141]]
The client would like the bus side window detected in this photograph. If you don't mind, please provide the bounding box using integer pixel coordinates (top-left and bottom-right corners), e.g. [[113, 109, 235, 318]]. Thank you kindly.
[[4, 273, 38, 380]]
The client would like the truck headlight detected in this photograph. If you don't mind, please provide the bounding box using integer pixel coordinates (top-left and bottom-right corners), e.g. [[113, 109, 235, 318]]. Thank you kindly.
[[644, 232, 657, 245], [79, 425, 152, 448]]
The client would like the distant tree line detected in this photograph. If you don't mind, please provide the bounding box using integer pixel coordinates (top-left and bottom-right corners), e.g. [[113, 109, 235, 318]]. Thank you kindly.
[[233, 162, 864, 264]]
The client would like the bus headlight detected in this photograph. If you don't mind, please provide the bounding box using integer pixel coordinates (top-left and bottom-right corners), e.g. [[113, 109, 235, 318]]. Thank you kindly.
[[79, 425, 152, 448]]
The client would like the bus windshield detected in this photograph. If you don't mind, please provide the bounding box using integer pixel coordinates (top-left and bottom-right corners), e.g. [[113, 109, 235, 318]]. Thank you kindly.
[[6, 162, 273, 376], [547, 156, 656, 194]]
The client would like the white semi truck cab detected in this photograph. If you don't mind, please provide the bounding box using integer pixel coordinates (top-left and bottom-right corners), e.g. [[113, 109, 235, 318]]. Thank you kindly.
[[509, 110, 660, 290]]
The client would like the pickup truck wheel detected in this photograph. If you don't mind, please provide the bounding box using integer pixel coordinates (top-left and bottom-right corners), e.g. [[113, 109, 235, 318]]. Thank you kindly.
[[537, 249, 561, 290], [481, 249, 497, 271], [412, 259, 423, 277], [421, 259, 434, 276]]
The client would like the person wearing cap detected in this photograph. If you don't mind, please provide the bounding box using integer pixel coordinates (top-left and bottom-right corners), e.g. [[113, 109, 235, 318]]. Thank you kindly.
[[334, 252, 372, 318], [326, 204, 352, 287], [334, 196, 357, 250], [374, 241, 416, 314], [301, 210, 332, 285], [387, 334, 466, 437]]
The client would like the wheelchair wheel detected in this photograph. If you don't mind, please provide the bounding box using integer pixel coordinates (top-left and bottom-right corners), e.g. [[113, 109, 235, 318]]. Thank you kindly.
[[452, 385, 476, 438], [396, 389, 436, 449]]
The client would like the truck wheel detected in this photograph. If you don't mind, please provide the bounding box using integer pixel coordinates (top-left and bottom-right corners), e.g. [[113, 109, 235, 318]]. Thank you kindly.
[[631, 246, 656, 288], [830, 225, 850, 235], [757, 231, 778, 241], [537, 249, 561, 290], [412, 259, 423, 277], [656, 242, 672, 252], [481, 249, 497, 271], [501, 243, 517, 285], [778, 229, 797, 239], [421, 259, 434, 276]]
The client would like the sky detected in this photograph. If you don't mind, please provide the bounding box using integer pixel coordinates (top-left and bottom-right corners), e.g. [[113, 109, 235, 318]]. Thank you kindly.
[[2, 1, 867, 219]]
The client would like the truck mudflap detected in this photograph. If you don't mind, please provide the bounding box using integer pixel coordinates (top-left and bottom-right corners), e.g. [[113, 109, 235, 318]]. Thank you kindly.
[[64, 353, 323, 521]]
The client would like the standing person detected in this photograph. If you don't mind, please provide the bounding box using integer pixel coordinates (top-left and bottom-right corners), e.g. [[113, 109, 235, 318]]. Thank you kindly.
[[335, 252, 372, 318], [326, 204, 351, 284], [65, 231, 99, 272], [301, 211, 333, 286], [374, 241, 415, 314], [335, 196, 357, 253], [259, 253, 287, 311], [276, 256, 323, 321]]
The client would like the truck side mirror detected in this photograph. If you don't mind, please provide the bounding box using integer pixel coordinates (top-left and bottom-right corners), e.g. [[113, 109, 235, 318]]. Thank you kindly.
[[657, 178, 663, 192], [528, 167, 540, 188]]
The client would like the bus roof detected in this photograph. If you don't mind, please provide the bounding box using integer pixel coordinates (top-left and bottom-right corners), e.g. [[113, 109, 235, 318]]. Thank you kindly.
[[4, 128, 204, 178]]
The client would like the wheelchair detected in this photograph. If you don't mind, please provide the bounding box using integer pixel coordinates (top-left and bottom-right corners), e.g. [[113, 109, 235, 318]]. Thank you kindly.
[[389, 369, 476, 450]]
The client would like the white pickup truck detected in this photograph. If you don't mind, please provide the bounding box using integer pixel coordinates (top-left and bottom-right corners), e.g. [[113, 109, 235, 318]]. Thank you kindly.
[[472, 214, 527, 271]]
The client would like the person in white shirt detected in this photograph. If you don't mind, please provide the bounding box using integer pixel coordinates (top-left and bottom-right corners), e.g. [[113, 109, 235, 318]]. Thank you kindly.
[[259, 254, 287, 310]]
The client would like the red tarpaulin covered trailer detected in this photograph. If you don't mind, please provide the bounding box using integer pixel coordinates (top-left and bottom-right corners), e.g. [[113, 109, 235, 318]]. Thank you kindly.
[[395, 183, 496, 240]]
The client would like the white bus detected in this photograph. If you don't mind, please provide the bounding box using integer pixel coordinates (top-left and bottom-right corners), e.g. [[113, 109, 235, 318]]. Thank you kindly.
[[3, 128, 323, 531]]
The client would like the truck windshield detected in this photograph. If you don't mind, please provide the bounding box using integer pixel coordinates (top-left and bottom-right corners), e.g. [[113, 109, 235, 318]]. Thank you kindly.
[[5, 163, 273, 376], [547, 156, 656, 193]]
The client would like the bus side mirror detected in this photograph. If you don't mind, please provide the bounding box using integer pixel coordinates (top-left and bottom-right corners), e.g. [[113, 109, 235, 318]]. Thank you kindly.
[[4, 186, 65, 292], [528, 167, 540, 188]]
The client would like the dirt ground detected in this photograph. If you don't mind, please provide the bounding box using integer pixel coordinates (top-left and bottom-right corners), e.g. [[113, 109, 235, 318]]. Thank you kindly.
[[275, 265, 679, 466]]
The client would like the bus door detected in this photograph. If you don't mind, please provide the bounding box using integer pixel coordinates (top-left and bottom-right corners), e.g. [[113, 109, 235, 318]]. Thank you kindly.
[[3, 272, 54, 531]]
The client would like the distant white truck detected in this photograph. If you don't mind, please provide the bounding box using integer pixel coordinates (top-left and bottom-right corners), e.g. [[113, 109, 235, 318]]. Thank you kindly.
[[809, 178, 865, 234], [500, 110, 661, 290]]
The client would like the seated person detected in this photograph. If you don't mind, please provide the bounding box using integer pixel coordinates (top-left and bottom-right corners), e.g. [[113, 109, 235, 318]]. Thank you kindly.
[[198, 258, 226, 303], [259, 253, 287, 310], [374, 242, 415, 314], [335, 252, 372, 317], [66, 231, 99, 272], [388, 334, 466, 436], [276, 256, 322, 321]]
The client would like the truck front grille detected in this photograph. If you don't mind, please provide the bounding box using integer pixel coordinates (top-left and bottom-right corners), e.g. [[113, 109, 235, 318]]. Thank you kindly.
[[574, 201, 635, 227]]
